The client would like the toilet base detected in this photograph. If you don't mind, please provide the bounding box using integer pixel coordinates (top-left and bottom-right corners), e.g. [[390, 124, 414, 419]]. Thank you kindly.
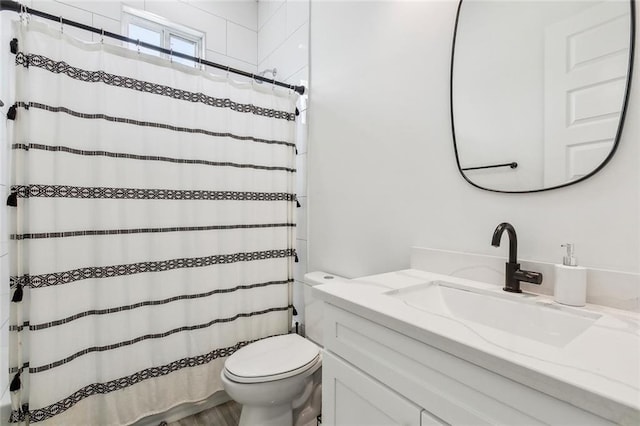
[[293, 369, 322, 426], [220, 334, 322, 426], [238, 404, 293, 426]]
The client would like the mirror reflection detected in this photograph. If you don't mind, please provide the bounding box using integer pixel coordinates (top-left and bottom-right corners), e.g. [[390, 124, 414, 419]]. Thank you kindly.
[[451, 0, 634, 192]]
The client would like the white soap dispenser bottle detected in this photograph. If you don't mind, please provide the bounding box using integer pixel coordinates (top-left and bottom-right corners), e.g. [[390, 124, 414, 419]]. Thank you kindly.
[[554, 244, 587, 307]]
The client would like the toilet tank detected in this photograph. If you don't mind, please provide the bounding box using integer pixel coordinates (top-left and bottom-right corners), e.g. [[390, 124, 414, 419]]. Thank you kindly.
[[303, 271, 345, 347]]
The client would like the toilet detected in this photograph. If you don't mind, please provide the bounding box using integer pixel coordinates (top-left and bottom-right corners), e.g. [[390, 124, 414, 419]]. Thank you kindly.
[[220, 272, 337, 426]]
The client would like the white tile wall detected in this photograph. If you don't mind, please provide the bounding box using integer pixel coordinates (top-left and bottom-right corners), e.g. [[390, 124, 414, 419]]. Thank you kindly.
[[291, 280, 306, 329], [262, 22, 308, 82], [285, 0, 308, 37], [30, 0, 95, 41], [26, 0, 259, 72], [257, 2, 286, 63], [145, 1, 228, 54], [56, 1, 137, 21], [294, 240, 308, 284], [295, 112, 308, 152], [183, 0, 257, 31], [297, 196, 307, 240], [257, 0, 310, 325], [294, 109, 309, 327], [296, 154, 307, 197], [227, 22, 257, 65], [258, 0, 284, 31]]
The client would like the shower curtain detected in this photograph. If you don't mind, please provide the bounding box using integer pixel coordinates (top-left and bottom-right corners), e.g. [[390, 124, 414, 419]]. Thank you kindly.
[[7, 20, 296, 425]]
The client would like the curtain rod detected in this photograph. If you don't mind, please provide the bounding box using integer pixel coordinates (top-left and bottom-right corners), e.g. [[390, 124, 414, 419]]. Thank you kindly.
[[0, 0, 306, 95]]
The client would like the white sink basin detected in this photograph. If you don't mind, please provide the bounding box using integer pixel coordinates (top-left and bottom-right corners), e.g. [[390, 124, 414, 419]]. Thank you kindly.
[[387, 281, 601, 347]]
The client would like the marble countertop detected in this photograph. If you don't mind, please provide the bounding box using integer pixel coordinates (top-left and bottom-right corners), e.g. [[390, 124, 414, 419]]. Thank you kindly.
[[314, 269, 640, 425]]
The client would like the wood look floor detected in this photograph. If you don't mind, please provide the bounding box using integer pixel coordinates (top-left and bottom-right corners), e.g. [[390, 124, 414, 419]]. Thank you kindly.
[[167, 400, 241, 426]]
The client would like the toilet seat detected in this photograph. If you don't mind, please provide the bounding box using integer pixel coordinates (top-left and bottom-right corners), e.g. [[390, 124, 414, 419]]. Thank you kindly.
[[224, 334, 321, 384]]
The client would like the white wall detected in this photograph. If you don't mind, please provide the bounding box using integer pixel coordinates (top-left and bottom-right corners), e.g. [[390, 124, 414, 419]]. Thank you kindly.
[[256, 0, 310, 325], [28, 0, 259, 74], [258, 0, 309, 84], [308, 1, 639, 279]]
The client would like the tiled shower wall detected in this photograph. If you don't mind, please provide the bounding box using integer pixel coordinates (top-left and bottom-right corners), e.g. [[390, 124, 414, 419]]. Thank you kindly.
[[1, 11, 14, 419], [0, 0, 309, 414], [257, 0, 310, 328], [28, 0, 260, 74]]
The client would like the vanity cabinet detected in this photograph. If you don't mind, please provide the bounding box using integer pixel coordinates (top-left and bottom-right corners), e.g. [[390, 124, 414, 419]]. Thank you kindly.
[[323, 353, 425, 425], [321, 303, 615, 426]]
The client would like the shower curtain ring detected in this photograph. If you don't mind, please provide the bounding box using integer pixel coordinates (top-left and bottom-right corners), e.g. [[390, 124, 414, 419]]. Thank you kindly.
[[137, 39, 140, 54], [169, 48, 173, 63], [226, 66, 230, 79], [59, 16, 63, 33], [101, 28, 104, 44]]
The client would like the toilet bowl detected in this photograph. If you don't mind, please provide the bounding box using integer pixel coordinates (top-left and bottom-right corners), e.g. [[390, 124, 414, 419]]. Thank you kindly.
[[220, 273, 339, 426], [221, 334, 321, 426]]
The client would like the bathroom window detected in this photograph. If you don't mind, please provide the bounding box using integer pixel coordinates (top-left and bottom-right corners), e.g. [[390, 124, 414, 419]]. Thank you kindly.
[[122, 6, 205, 68]]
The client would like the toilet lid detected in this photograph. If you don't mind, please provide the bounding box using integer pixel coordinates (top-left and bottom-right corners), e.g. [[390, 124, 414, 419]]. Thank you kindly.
[[225, 334, 320, 383]]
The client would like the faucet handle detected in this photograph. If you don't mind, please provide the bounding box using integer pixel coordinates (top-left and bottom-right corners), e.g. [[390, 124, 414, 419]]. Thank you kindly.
[[514, 269, 543, 285]]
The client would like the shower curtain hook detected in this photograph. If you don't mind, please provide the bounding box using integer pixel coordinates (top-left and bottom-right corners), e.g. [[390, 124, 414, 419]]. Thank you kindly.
[[137, 39, 140, 54], [59, 16, 63, 33], [101, 28, 104, 44], [169, 48, 173, 63], [272, 77, 276, 92], [226, 66, 230, 79]]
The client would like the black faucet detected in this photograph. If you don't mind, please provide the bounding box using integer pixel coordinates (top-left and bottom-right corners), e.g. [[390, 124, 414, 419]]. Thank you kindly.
[[491, 222, 543, 293]]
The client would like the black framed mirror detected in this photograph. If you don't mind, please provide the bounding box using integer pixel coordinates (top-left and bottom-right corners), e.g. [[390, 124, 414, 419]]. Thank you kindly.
[[450, 0, 635, 193]]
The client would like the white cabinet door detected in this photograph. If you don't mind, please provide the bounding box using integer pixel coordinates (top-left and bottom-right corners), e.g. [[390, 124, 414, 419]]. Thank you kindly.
[[322, 352, 422, 426]]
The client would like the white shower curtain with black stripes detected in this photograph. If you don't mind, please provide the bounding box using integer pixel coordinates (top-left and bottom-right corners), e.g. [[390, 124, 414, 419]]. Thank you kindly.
[[7, 20, 296, 425]]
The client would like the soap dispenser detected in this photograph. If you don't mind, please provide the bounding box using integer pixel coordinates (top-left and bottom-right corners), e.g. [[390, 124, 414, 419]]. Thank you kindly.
[[554, 244, 587, 307]]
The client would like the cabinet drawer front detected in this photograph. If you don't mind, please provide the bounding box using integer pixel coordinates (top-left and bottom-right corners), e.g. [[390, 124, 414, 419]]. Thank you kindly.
[[324, 304, 614, 426], [323, 352, 422, 426]]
